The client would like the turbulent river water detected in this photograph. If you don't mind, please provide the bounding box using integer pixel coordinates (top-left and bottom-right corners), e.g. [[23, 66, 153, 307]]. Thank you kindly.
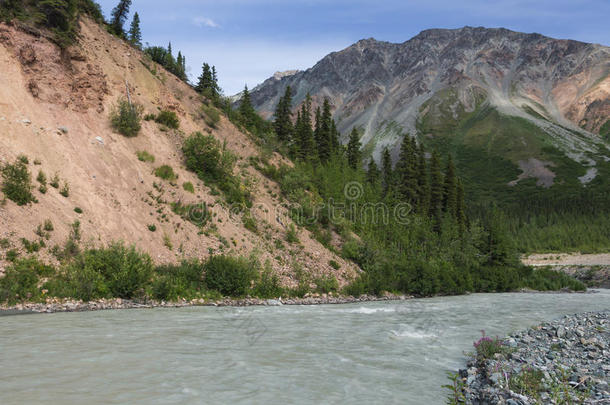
[[1, 290, 609, 404]]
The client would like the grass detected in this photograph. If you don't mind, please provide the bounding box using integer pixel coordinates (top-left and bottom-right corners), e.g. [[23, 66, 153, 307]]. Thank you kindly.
[[154, 165, 177, 181], [182, 181, 195, 193], [136, 151, 155, 163], [154, 110, 180, 129]]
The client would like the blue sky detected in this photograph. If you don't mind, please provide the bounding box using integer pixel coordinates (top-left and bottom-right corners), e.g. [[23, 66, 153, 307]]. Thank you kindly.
[[96, 0, 609, 95]]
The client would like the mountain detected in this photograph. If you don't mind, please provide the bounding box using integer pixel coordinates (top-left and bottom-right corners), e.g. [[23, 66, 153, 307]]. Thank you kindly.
[[0, 16, 356, 284], [248, 27, 610, 198]]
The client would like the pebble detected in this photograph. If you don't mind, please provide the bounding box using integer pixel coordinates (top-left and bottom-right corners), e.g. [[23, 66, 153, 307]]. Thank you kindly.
[[456, 311, 610, 404]]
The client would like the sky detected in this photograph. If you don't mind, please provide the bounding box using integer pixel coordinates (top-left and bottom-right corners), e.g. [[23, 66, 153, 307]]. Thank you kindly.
[[96, 0, 610, 95]]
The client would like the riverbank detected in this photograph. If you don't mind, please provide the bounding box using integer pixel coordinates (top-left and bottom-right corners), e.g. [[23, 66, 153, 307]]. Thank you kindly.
[[455, 311, 610, 404], [0, 292, 412, 315]]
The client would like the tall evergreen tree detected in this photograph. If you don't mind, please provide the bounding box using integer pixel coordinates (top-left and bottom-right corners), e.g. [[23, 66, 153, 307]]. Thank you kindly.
[[110, 0, 131, 37], [196, 63, 213, 94], [330, 119, 340, 153], [127, 12, 141, 48], [295, 94, 316, 161], [317, 98, 333, 163], [417, 143, 430, 214], [367, 159, 380, 185], [396, 135, 418, 205], [346, 128, 362, 170], [239, 85, 256, 129], [429, 149, 443, 221], [443, 155, 458, 217], [273, 86, 293, 142], [456, 178, 467, 229], [381, 147, 393, 196], [314, 106, 322, 153]]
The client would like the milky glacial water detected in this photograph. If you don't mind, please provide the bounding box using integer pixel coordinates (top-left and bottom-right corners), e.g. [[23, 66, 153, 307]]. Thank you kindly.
[[1, 290, 609, 404]]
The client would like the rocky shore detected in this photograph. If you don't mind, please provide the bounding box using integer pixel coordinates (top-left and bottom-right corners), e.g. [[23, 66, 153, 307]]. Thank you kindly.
[[457, 311, 610, 404], [0, 293, 411, 315]]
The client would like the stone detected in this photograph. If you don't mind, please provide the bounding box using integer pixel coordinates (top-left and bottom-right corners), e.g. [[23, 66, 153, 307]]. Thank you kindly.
[[58, 126, 69, 134], [556, 325, 566, 338], [95, 136, 104, 144]]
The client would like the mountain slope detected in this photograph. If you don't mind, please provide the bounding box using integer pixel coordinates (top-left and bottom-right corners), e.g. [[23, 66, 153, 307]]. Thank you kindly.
[[0, 17, 356, 284], [248, 27, 610, 193]]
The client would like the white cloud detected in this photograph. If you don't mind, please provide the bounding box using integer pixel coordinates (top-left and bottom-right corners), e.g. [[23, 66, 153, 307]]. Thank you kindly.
[[192, 16, 220, 28]]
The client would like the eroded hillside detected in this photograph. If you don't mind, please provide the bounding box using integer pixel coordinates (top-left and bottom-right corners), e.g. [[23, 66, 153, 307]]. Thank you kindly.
[[0, 17, 357, 286]]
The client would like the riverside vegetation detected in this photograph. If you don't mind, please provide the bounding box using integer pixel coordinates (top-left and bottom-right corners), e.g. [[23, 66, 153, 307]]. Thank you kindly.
[[0, 0, 588, 307]]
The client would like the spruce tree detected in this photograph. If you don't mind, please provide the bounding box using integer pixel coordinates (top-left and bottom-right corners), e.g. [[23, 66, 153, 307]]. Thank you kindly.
[[110, 0, 131, 37], [196, 63, 213, 94], [316, 98, 333, 163], [396, 135, 418, 205], [128, 12, 142, 48], [295, 94, 315, 161], [239, 85, 256, 129], [330, 119, 340, 153], [429, 149, 443, 222], [274, 86, 293, 142], [417, 143, 430, 214], [314, 106, 322, 153], [381, 147, 393, 196], [367, 159, 380, 185], [443, 155, 458, 217], [456, 178, 467, 229], [346, 128, 362, 170]]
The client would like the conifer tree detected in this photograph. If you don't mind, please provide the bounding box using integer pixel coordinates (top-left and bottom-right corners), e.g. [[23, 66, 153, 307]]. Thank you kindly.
[[396, 135, 418, 205], [456, 178, 467, 229], [196, 63, 213, 94], [429, 149, 443, 221], [443, 155, 458, 217], [128, 11, 141, 48], [417, 143, 430, 214], [317, 98, 333, 163], [381, 147, 393, 196], [314, 106, 322, 152], [330, 119, 340, 152], [273, 86, 293, 142], [295, 94, 315, 161], [367, 159, 380, 185], [239, 85, 256, 129], [110, 0, 131, 37], [346, 128, 362, 170]]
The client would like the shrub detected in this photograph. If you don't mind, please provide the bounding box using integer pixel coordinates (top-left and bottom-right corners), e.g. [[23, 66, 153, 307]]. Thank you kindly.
[[74, 207, 83, 214], [58, 243, 153, 299], [155, 110, 179, 129], [17, 154, 28, 164], [136, 150, 155, 162], [201, 104, 220, 128], [286, 224, 299, 244], [50, 173, 60, 188], [243, 212, 258, 233], [152, 259, 205, 301], [59, 182, 70, 197], [110, 98, 143, 137], [0, 258, 54, 304], [204, 255, 258, 296], [1, 159, 34, 205], [171, 201, 210, 227], [39, 184, 47, 194], [43, 219, 54, 232], [314, 274, 339, 294], [143, 113, 156, 121], [147, 224, 157, 232], [182, 181, 195, 193], [252, 267, 283, 298], [329, 260, 341, 270], [154, 165, 177, 181], [5, 249, 19, 262], [36, 170, 47, 185], [183, 132, 229, 181]]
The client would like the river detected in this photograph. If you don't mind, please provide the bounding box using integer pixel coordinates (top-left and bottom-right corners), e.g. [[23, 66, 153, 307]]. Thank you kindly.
[[1, 290, 609, 404]]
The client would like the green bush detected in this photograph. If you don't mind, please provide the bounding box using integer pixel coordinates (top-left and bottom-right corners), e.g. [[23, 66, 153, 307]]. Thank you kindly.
[[110, 99, 143, 137], [36, 170, 47, 185], [171, 201, 210, 227], [6, 249, 19, 262], [243, 212, 258, 233], [0, 258, 54, 304], [151, 259, 205, 301], [286, 224, 299, 244], [59, 182, 70, 197], [314, 274, 339, 294], [329, 260, 341, 270], [201, 104, 220, 128], [147, 224, 157, 232], [1, 158, 34, 205], [74, 207, 83, 214], [154, 165, 177, 181], [252, 267, 283, 298], [204, 255, 258, 296], [49, 243, 154, 300], [136, 150, 155, 162], [50, 173, 60, 188], [155, 110, 180, 129], [182, 181, 195, 193]]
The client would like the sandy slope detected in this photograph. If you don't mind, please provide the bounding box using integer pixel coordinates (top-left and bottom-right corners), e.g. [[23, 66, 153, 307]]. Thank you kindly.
[[522, 253, 610, 266], [0, 18, 357, 286]]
